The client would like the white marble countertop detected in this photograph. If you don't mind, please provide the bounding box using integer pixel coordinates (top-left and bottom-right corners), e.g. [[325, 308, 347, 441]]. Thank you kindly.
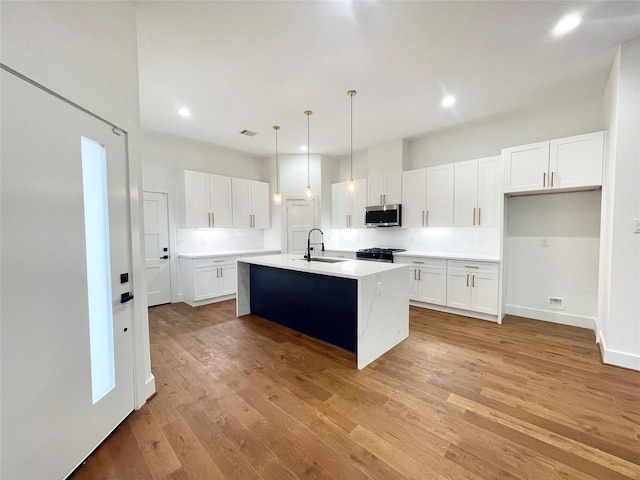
[[178, 249, 280, 259], [238, 253, 407, 280], [395, 251, 500, 262]]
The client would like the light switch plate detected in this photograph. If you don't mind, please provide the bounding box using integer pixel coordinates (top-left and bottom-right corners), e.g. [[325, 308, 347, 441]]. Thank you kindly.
[[634, 219, 640, 233]]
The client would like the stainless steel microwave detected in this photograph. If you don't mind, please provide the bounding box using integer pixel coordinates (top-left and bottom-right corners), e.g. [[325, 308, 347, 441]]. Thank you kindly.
[[364, 204, 402, 227]]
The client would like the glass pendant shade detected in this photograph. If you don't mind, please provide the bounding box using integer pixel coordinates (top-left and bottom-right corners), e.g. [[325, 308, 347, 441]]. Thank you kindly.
[[273, 191, 282, 205], [347, 178, 356, 195], [304, 185, 313, 201]]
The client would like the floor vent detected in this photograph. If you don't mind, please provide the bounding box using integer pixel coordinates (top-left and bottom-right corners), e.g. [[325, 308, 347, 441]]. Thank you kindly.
[[548, 297, 564, 310], [240, 129, 258, 137]]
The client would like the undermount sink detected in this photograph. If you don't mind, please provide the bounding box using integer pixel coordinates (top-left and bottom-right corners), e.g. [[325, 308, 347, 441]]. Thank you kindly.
[[300, 257, 347, 263]]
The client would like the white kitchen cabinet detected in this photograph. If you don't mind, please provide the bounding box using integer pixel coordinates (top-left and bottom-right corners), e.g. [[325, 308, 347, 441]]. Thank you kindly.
[[332, 179, 366, 228], [454, 156, 502, 227], [181, 256, 238, 306], [184, 170, 233, 228], [446, 260, 498, 315], [399, 257, 447, 305], [402, 168, 427, 227], [232, 178, 269, 229], [503, 131, 604, 195], [368, 174, 401, 206], [426, 164, 454, 227]]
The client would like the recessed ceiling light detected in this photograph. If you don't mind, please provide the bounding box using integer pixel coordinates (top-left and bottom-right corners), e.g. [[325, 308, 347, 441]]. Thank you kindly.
[[178, 107, 191, 117], [441, 95, 456, 107], [300, 145, 308, 151], [553, 13, 583, 37]]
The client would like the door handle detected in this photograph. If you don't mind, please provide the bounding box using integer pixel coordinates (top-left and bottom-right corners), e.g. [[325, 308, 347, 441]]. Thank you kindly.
[[160, 255, 169, 259], [120, 292, 134, 304], [472, 274, 475, 288], [473, 207, 476, 226]]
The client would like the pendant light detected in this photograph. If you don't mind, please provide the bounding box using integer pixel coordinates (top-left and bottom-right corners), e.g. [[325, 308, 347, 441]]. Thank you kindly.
[[304, 110, 313, 200], [272, 125, 282, 205], [347, 90, 357, 195]]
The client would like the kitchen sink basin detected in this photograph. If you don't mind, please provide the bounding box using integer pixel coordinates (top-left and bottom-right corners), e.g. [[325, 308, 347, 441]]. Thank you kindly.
[[300, 257, 347, 263]]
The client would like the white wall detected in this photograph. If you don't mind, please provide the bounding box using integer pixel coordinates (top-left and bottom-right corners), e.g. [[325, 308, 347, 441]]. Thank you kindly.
[[598, 38, 640, 370], [408, 98, 605, 168], [506, 192, 601, 328], [0, 1, 155, 407], [140, 129, 269, 298]]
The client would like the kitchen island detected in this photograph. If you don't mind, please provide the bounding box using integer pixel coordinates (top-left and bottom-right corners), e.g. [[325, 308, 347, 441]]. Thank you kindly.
[[236, 254, 409, 369]]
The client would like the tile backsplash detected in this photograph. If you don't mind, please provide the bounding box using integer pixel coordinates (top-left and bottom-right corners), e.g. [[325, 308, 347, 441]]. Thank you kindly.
[[327, 227, 500, 256], [177, 228, 264, 253]]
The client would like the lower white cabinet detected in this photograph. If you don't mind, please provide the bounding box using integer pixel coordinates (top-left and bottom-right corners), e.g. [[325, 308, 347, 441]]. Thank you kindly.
[[397, 257, 447, 305], [446, 260, 498, 315], [181, 256, 238, 306]]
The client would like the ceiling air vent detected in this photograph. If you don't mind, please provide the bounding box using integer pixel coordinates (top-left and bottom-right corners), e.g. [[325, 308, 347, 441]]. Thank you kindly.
[[240, 129, 258, 137]]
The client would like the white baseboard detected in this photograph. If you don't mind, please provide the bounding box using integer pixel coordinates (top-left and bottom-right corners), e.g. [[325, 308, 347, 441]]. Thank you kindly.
[[409, 301, 499, 323], [136, 374, 156, 409], [504, 305, 596, 331], [599, 332, 640, 371]]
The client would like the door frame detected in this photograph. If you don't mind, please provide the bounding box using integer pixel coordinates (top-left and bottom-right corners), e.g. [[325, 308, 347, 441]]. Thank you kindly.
[[281, 195, 320, 253]]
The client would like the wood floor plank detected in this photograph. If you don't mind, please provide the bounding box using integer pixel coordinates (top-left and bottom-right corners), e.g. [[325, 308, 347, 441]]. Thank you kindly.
[[70, 301, 640, 480]]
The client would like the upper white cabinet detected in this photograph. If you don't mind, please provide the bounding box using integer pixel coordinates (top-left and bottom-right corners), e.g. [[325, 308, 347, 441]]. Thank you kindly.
[[454, 156, 502, 227], [402, 168, 427, 227], [503, 131, 604, 195], [184, 170, 233, 228], [426, 164, 454, 227], [333, 179, 366, 228], [368, 175, 401, 206], [367, 138, 406, 206], [232, 178, 269, 229]]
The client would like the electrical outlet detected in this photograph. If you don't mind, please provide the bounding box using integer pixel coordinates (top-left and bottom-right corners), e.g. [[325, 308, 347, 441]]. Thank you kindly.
[[539, 238, 549, 247]]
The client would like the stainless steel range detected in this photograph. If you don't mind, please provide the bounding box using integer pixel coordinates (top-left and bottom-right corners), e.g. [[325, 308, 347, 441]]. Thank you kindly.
[[356, 247, 406, 263]]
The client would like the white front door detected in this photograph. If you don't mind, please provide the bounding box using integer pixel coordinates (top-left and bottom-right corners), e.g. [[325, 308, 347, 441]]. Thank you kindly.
[[286, 198, 317, 254], [1, 69, 135, 479], [144, 191, 171, 306]]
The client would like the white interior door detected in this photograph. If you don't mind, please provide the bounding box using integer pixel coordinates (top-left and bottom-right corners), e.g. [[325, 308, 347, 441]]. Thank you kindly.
[[286, 198, 317, 254], [144, 191, 171, 306], [1, 69, 135, 479]]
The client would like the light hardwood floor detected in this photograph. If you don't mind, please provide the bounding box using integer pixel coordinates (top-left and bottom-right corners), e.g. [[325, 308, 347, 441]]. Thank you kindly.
[[71, 300, 640, 480]]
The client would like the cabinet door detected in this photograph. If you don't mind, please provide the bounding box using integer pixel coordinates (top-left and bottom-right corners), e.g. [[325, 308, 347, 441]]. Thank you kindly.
[[549, 131, 604, 189], [209, 174, 233, 228], [417, 268, 447, 305], [219, 264, 237, 295], [332, 182, 349, 228], [477, 156, 502, 227], [503, 141, 549, 193], [184, 170, 210, 228], [426, 164, 454, 227], [470, 272, 498, 315], [350, 178, 367, 228], [454, 160, 478, 227], [446, 270, 471, 310], [232, 178, 252, 228], [251, 180, 270, 229], [193, 267, 220, 301], [384, 174, 402, 204], [367, 176, 385, 206], [402, 169, 427, 227]]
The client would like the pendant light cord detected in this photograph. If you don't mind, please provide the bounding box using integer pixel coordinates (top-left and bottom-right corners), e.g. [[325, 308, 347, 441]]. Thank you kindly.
[[307, 112, 310, 186], [350, 93, 353, 180]]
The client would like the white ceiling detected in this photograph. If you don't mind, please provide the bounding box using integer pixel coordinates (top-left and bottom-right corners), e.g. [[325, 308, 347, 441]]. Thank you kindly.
[[135, 1, 640, 158]]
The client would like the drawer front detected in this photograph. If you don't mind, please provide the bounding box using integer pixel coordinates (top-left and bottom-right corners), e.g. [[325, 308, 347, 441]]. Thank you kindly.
[[193, 256, 236, 268], [396, 256, 447, 270], [447, 260, 499, 275]]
